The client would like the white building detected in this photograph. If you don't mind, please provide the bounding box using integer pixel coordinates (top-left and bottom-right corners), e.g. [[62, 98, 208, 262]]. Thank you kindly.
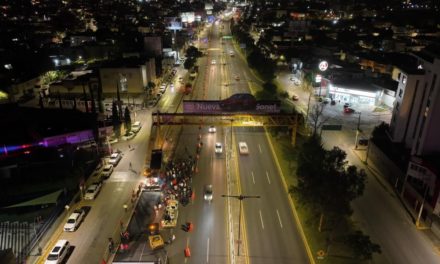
[[390, 46, 440, 228], [389, 48, 440, 156]]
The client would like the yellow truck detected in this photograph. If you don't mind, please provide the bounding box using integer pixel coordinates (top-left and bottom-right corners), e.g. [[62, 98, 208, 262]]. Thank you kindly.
[[148, 223, 164, 250]]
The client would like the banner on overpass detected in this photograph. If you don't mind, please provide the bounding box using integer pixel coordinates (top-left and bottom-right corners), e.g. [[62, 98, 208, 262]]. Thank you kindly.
[[183, 94, 281, 114]]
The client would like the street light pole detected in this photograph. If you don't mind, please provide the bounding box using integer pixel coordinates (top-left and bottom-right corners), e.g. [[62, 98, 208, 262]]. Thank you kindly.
[[230, 119, 233, 152], [222, 194, 260, 256]]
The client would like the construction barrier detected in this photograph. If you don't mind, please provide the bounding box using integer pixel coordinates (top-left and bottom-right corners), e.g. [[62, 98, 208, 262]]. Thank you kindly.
[[184, 247, 191, 257]]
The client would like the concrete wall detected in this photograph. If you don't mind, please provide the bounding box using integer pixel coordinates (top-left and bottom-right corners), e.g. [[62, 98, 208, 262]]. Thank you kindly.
[[367, 141, 406, 188]]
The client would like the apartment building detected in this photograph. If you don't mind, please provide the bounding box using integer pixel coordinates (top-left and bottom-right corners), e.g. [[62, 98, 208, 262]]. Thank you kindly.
[[390, 47, 440, 156], [389, 45, 440, 225]]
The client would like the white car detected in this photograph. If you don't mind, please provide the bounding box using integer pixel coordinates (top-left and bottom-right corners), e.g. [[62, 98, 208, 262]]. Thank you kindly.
[[122, 131, 136, 140], [108, 136, 118, 144], [84, 182, 102, 200], [215, 143, 223, 154], [204, 185, 213, 201], [63, 209, 85, 232], [238, 142, 249, 155], [211, 59, 216, 65], [108, 153, 122, 165], [208, 126, 216, 133], [229, 51, 234, 57], [45, 240, 70, 264], [101, 164, 114, 179], [131, 121, 142, 133]]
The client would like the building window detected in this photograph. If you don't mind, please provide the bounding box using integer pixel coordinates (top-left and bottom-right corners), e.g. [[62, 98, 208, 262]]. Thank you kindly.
[[398, 89, 403, 97]]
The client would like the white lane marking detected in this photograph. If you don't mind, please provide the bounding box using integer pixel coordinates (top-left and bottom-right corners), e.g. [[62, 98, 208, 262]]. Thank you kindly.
[[266, 171, 271, 184], [276, 209, 283, 228], [207, 237, 210, 263], [259, 210, 265, 229], [258, 144, 262, 153], [251, 171, 255, 184]]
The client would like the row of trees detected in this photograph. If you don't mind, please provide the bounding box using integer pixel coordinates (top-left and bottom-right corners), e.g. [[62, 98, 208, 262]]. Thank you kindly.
[[231, 20, 276, 82], [184, 46, 203, 70], [290, 135, 381, 260]]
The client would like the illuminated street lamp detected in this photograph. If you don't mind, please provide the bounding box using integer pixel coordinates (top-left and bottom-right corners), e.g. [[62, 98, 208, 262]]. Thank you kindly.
[[221, 194, 260, 256]]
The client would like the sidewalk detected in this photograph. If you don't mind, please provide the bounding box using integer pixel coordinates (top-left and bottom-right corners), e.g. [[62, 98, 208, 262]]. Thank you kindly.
[[352, 147, 440, 254]]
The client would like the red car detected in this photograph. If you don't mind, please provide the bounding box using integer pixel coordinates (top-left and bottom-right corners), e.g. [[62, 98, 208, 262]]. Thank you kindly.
[[344, 107, 355, 114]]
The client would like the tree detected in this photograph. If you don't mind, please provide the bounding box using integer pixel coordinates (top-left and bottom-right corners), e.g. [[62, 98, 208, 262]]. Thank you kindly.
[[124, 106, 131, 133], [372, 122, 389, 141], [146, 81, 156, 100], [263, 82, 277, 93], [184, 57, 196, 70], [290, 136, 367, 232], [309, 103, 329, 135], [186, 46, 202, 59], [345, 231, 381, 260], [112, 102, 121, 138]]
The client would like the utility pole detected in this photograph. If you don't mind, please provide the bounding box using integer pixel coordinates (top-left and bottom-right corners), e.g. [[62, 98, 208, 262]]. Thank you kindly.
[[355, 112, 362, 149], [221, 194, 260, 256]]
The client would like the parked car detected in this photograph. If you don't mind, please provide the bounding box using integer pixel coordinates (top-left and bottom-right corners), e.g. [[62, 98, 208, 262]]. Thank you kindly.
[[204, 184, 213, 201], [108, 152, 122, 165], [344, 107, 355, 114], [63, 209, 85, 232], [229, 51, 234, 57], [215, 142, 223, 154], [358, 139, 369, 146], [131, 121, 142, 133], [235, 75, 240, 81], [343, 103, 351, 108], [331, 100, 336, 105], [238, 142, 249, 155], [101, 164, 114, 179], [122, 131, 136, 141], [108, 136, 118, 145], [45, 240, 70, 264], [159, 85, 166, 93], [208, 126, 216, 133], [84, 182, 102, 200], [211, 59, 216, 65], [322, 98, 331, 104]]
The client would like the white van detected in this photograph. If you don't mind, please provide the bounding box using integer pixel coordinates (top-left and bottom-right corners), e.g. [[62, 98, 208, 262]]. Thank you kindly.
[[45, 240, 70, 264]]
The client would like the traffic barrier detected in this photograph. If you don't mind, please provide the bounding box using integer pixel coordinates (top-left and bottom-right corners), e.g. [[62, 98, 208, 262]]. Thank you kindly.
[[184, 247, 191, 257]]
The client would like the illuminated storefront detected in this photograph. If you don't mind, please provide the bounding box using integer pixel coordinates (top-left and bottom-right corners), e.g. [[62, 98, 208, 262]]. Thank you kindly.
[[323, 80, 380, 106]]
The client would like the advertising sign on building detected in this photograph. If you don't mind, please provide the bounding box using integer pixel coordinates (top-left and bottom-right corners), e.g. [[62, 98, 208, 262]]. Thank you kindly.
[[181, 12, 195, 23], [205, 3, 213, 10], [165, 17, 182, 30], [318, 61, 328, 71]]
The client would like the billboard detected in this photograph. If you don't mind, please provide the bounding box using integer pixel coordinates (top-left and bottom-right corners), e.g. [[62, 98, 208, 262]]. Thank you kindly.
[[181, 12, 195, 23], [165, 17, 182, 30], [205, 3, 213, 10], [183, 94, 281, 114]]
